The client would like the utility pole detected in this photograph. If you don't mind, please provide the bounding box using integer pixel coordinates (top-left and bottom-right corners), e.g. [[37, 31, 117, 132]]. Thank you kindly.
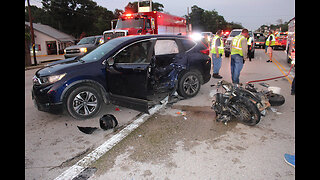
[[27, 0, 38, 65]]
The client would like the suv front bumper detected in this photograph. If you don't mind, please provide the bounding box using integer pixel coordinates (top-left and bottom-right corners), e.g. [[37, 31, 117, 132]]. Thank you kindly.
[[32, 85, 63, 113]]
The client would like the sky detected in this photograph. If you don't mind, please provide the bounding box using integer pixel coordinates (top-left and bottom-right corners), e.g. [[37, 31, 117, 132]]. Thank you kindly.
[[26, 0, 295, 31]]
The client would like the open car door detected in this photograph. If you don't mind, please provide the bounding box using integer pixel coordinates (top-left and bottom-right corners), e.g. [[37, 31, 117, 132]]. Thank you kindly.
[[105, 38, 167, 113], [106, 37, 186, 113]]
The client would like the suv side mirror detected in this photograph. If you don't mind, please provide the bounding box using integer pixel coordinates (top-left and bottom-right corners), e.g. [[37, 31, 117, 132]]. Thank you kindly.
[[107, 57, 115, 66]]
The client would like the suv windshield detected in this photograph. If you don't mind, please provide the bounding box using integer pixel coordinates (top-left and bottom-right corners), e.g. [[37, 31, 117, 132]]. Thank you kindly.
[[77, 37, 96, 45], [80, 36, 131, 62], [229, 30, 241, 37], [116, 18, 144, 29]]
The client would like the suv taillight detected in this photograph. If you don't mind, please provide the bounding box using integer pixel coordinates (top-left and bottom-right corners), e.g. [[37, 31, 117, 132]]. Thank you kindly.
[[200, 49, 210, 55]]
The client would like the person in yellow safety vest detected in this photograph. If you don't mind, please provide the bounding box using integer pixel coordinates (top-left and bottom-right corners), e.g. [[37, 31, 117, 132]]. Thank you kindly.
[[230, 29, 249, 84], [210, 30, 224, 79], [247, 36, 254, 61], [266, 30, 276, 62]]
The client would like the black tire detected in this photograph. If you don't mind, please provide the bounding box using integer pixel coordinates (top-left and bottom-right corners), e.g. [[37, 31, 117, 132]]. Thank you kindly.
[[177, 71, 201, 98], [66, 86, 102, 120], [266, 93, 285, 106], [231, 97, 261, 126]]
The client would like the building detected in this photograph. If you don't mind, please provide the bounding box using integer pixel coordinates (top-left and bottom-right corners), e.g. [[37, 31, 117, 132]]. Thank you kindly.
[[25, 22, 76, 56]]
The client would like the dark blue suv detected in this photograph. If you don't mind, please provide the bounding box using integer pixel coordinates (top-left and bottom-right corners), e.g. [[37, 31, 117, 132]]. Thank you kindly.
[[32, 35, 211, 119]]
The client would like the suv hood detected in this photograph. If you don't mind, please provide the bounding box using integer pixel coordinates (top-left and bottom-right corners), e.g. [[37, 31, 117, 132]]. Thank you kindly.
[[36, 57, 87, 77]]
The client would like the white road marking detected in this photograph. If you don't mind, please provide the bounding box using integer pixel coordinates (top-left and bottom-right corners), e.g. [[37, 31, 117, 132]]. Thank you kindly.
[[54, 97, 169, 180]]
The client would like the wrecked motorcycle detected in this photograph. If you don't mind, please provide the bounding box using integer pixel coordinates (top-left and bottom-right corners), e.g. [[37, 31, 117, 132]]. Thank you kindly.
[[211, 80, 284, 126]]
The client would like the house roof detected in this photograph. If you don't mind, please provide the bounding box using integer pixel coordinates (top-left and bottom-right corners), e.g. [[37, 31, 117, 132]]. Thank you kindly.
[[25, 22, 76, 42]]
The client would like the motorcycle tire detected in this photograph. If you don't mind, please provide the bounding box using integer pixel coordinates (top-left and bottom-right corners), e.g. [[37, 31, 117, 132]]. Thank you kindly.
[[266, 93, 285, 106], [231, 97, 261, 126]]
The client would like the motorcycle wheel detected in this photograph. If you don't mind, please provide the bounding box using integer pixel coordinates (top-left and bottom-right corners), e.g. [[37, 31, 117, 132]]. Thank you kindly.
[[231, 97, 261, 126]]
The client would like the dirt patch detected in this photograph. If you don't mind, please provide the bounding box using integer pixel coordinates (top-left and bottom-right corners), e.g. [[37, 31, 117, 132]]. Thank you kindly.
[[91, 105, 237, 176]]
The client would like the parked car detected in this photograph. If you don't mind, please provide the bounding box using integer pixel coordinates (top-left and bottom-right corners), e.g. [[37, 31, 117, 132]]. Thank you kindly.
[[64, 35, 102, 58], [32, 35, 211, 119], [254, 32, 266, 49]]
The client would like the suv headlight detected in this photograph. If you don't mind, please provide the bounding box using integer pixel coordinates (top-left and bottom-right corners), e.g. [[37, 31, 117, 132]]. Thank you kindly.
[[47, 73, 66, 83], [33, 73, 66, 85]]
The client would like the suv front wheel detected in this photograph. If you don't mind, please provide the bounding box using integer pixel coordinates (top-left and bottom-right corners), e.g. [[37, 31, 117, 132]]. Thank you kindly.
[[66, 86, 102, 119]]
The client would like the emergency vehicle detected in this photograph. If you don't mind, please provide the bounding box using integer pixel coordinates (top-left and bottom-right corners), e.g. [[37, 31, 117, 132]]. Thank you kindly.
[[286, 17, 295, 64], [103, 0, 186, 42], [274, 31, 288, 50]]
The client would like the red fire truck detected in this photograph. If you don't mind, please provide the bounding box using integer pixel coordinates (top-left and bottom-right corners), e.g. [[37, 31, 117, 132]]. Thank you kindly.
[[103, 1, 186, 42]]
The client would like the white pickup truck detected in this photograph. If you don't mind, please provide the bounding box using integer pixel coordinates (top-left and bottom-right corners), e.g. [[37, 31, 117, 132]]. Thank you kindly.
[[224, 29, 255, 58]]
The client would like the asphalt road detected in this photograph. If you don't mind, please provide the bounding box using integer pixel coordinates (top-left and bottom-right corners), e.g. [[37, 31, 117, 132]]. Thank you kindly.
[[25, 48, 295, 179]]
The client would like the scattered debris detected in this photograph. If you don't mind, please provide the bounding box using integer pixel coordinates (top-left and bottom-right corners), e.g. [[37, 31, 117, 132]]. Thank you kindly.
[[77, 114, 118, 134], [176, 111, 186, 116], [259, 82, 269, 88], [77, 126, 98, 134], [99, 114, 118, 130], [72, 167, 97, 180], [270, 107, 277, 113]]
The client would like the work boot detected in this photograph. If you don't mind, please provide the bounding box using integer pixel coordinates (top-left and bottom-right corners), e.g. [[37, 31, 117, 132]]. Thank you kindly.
[[212, 73, 223, 79]]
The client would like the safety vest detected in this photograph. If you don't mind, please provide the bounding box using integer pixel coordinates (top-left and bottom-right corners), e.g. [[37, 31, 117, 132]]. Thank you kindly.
[[210, 35, 224, 54], [266, 34, 275, 46], [247, 37, 253, 46], [231, 34, 246, 56]]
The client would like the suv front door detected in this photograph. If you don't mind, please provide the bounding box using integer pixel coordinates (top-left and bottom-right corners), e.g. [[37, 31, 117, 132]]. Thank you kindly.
[[106, 38, 159, 113]]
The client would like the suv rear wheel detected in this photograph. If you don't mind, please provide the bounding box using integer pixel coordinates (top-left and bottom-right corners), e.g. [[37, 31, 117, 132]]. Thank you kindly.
[[66, 86, 102, 119], [177, 71, 201, 98]]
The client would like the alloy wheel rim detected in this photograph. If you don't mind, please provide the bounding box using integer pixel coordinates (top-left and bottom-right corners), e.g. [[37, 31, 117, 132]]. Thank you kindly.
[[72, 91, 98, 115], [183, 75, 199, 95]]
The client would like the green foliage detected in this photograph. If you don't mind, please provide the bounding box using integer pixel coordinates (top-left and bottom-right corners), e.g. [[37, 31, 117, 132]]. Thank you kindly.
[[186, 5, 243, 33], [25, 0, 115, 38]]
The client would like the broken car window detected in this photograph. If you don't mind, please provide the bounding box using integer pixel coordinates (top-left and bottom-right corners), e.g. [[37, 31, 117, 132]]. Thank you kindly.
[[155, 40, 179, 56]]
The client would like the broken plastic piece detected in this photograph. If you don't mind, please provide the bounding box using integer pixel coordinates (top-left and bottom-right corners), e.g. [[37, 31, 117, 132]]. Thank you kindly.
[[77, 126, 98, 134], [176, 111, 186, 116], [100, 114, 118, 130]]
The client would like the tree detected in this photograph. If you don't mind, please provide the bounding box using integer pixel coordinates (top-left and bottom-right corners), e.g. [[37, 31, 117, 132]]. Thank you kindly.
[[25, 26, 32, 67], [38, 0, 114, 38], [186, 5, 243, 33]]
